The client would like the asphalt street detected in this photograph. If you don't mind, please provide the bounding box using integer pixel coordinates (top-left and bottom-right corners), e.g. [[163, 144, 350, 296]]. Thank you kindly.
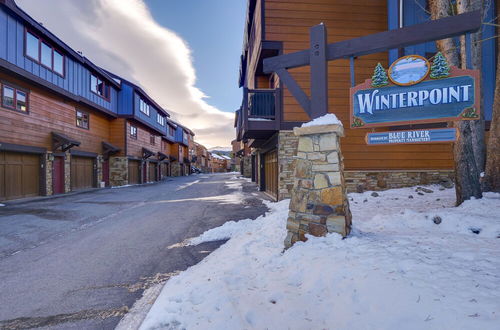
[[0, 173, 269, 329]]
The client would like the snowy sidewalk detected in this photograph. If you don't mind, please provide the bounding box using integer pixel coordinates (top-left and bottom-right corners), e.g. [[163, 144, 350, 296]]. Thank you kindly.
[[140, 185, 500, 330]]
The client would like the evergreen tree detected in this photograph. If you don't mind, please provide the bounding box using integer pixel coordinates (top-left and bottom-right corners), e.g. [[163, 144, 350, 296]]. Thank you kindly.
[[371, 63, 388, 87], [430, 52, 450, 78]]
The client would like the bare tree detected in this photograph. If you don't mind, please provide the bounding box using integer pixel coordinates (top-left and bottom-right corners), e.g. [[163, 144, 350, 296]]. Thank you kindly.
[[429, 0, 485, 205]]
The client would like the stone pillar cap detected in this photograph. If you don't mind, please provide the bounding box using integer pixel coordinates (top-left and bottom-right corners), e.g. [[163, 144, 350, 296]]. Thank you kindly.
[[293, 124, 344, 137]]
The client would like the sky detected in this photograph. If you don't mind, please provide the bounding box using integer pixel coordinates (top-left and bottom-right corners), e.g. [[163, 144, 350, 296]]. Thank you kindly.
[[17, 0, 247, 148]]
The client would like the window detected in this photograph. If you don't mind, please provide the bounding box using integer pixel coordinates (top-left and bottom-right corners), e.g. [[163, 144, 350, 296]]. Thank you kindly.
[[157, 114, 165, 126], [2, 84, 28, 112], [130, 125, 137, 139], [90, 74, 110, 100], [25, 30, 64, 76], [168, 125, 175, 137], [150, 134, 155, 145], [76, 110, 89, 129], [139, 98, 150, 116], [53, 51, 64, 75], [183, 131, 188, 141]]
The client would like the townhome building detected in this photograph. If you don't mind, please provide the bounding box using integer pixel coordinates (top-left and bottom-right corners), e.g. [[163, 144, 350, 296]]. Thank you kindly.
[[102, 72, 171, 186], [0, 0, 123, 200], [169, 120, 194, 176], [0, 0, 196, 201], [193, 142, 210, 173], [235, 0, 497, 200]]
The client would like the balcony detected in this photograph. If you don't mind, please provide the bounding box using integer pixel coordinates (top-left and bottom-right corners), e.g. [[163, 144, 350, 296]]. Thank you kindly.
[[236, 88, 280, 141]]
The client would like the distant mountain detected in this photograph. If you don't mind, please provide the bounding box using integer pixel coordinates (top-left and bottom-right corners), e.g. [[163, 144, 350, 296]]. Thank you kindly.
[[208, 147, 233, 155]]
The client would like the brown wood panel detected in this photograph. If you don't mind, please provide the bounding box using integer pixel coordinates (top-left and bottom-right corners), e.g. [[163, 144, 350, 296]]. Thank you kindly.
[[264, 149, 278, 199], [70, 156, 94, 191], [128, 160, 140, 184], [0, 151, 40, 201], [109, 118, 126, 157], [0, 72, 112, 155], [126, 120, 162, 158]]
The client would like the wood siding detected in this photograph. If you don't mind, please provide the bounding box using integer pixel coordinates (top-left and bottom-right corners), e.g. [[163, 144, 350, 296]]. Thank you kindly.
[[263, 0, 454, 170], [125, 120, 161, 158], [0, 72, 112, 154]]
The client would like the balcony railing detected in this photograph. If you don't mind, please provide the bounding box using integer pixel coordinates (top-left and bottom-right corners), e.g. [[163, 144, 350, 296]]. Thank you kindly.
[[248, 89, 275, 119]]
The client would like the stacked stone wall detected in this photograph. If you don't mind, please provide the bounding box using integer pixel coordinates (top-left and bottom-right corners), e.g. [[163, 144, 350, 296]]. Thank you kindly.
[[171, 162, 181, 177], [242, 156, 252, 178], [109, 157, 128, 186], [345, 170, 454, 192], [278, 131, 299, 200]]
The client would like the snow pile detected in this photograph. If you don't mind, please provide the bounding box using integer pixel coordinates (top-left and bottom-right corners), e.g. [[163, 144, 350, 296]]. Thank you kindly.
[[301, 113, 343, 127], [141, 186, 500, 330]]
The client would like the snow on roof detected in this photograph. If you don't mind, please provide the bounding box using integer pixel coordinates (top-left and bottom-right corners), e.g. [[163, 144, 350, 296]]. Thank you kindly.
[[301, 113, 343, 127], [210, 153, 225, 160]]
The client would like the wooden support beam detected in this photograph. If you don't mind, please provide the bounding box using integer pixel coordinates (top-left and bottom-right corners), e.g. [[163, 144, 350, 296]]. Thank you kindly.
[[275, 68, 311, 116], [309, 24, 328, 118], [264, 10, 482, 73]]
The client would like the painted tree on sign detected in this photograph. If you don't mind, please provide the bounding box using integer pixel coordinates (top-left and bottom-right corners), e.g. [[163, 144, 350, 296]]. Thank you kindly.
[[430, 52, 450, 78], [371, 63, 389, 87]]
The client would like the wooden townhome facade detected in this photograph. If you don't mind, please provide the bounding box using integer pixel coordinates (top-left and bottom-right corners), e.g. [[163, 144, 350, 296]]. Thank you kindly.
[[0, 0, 196, 201], [235, 0, 497, 200], [168, 120, 194, 176]]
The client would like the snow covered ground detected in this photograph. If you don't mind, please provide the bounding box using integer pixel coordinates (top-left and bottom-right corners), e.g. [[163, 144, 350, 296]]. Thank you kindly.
[[140, 184, 500, 330]]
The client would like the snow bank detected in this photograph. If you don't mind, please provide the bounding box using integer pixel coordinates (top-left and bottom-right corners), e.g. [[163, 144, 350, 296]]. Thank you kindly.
[[141, 186, 500, 330], [301, 113, 343, 127]]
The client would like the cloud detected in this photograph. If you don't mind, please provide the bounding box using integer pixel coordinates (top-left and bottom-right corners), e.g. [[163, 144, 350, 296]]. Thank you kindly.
[[17, 0, 234, 148]]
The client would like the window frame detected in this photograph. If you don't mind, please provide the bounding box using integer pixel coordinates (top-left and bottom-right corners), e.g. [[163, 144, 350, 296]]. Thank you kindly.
[[1, 82, 30, 114], [75, 109, 90, 130], [157, 113, 165, 126], [24, 29, 65, 78], [130, 125, 138, 139], [150, 134, 156, 145], [90, 73, 110, 101], [139, 98, 150, 116]]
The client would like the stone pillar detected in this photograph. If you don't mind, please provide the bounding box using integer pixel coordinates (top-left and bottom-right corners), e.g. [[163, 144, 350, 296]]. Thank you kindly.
[[242, 156, 252, 178], [109, 157, 128, 187], [64, 151, 71, 193], [285, 124, 352, 248], [171, 162, 181, 177], [278, 131, 299, 200], [45, 152, 53, 196], [96, 156, 103, 187]]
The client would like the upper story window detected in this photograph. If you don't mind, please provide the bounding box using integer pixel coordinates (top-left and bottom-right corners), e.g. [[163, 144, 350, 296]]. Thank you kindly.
[[130, 125, 137, 139], [25, 30, 64, 76], [90, 74, 110, 100], [168, 125, 175, 137], [2, 83, 28, 113], [139, 98, 150, 116], [183, 131, 188, 141], [76, 110, 89, 129], [157, 114, 165, 126]]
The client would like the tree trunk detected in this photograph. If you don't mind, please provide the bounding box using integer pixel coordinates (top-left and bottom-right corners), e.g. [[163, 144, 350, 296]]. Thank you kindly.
[[483, 31, 500, 192], [429, 0, 485, 205]]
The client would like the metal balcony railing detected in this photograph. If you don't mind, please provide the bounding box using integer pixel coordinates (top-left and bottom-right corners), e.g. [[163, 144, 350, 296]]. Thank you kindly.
[[248, 90, 275, 118]]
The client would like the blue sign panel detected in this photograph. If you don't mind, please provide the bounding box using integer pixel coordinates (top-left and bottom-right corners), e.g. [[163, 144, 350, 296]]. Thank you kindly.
[[352, 76, 477, 127], [366, 128, 457, 145]]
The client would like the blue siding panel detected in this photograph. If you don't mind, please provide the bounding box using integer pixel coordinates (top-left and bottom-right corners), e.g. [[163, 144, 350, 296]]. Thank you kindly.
[[0, 9, 7, 60], [0, 7, 118, 114]]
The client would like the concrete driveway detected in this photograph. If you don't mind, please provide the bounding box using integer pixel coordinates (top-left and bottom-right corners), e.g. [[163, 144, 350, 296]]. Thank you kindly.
[[0, 173, 268, 329]]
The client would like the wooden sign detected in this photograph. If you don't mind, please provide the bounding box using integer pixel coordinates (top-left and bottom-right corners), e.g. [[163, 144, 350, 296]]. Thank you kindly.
[[350, 54, 480, 129], [366, 128, 457, 145]]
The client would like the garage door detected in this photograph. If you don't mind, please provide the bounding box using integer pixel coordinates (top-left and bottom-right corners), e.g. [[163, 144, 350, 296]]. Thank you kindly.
[[148, 162, 158, 182], [264, 149, 278, 199], [71, 156, 94, 191], [128, 160, 140, 184], [0, 151, 40, 201]]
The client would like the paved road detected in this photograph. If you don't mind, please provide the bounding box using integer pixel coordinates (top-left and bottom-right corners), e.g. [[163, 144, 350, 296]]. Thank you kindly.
[[0, 173, 268, 329]]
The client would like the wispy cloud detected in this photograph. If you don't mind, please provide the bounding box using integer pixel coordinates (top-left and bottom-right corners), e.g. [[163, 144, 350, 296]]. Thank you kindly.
[[17, 0, 234, 148]]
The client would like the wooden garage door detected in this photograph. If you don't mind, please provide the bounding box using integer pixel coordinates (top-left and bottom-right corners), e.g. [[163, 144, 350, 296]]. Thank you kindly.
[[264, 149, 278, 199], [148, 162, 158, 182], [0, 151, 40, 201], [128, 160, 140, 184], [71, 156, 94, 191]]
